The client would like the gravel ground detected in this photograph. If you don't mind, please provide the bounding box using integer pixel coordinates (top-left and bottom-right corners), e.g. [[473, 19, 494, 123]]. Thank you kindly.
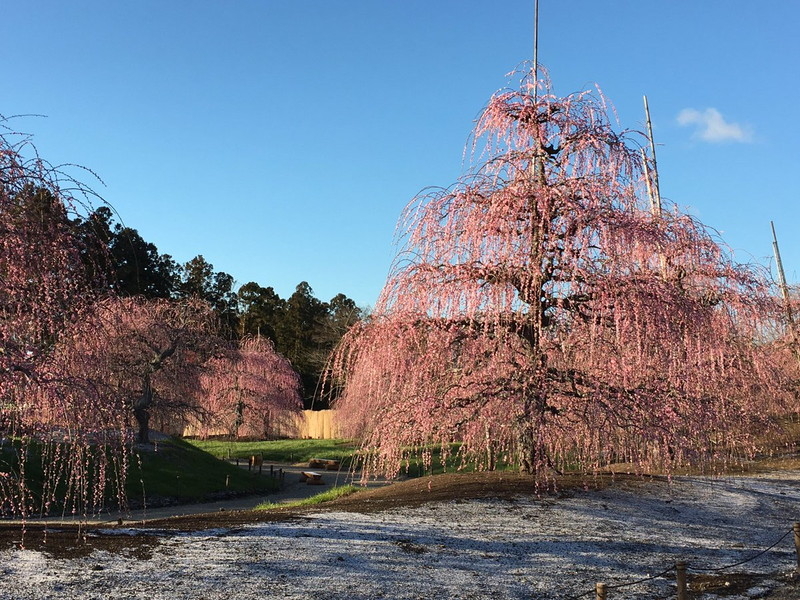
[[0, 471, 798, 599]]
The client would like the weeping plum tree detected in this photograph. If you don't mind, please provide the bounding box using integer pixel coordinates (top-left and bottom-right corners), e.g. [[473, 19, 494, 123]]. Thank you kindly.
[[0, 121, 128, 517], [330, 70, 792, 480], [51, 296, 223, 445], [198, 336, 302, 439], [0, 134, 95, 386], [54, 298, 303, 444]]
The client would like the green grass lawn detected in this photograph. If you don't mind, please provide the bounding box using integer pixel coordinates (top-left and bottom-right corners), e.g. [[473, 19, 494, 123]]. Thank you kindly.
[[185, 438, 359, 467], [185, 437, 515, 477]]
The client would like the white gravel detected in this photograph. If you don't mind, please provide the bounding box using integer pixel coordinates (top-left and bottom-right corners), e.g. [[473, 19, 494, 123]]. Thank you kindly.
[[1, 472, 798, 599]]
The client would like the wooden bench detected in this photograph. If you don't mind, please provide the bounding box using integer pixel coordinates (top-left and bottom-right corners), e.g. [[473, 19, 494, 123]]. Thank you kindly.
[[299, 471, 324, 485], [308, 458, 340, 471]]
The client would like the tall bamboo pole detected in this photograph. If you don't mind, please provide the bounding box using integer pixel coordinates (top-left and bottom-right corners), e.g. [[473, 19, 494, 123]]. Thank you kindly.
[[643, 95, 662, 216], [772, 221, 793, 308], [640, 148, 656, 214], [530, 0, 544, 184], [771, 221, 799, 360], [642, 98, 666, 276], [533, 0, 540, 101]]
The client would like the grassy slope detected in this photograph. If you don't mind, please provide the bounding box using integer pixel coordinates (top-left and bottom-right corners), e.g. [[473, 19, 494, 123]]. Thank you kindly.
[[0, 437, 280, 515], [127, 437, 279, 505]]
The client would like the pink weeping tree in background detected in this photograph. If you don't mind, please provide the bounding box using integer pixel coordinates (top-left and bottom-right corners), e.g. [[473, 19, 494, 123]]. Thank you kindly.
[[10, 296, 219, 516], [36, 297, 301, 513], [329, 69, 794, 481], [50, 296, 223, 446], [0, 120, 129, 517], [198, 336, 302, 440]]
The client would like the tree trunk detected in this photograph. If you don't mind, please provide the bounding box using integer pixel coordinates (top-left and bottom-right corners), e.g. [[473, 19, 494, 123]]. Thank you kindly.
[[516, 386, 550, 475], [134, 404, 150, 444], [517, 411, 539, 475], [134, 375, 153, 444], [232, 396, 245, 439]]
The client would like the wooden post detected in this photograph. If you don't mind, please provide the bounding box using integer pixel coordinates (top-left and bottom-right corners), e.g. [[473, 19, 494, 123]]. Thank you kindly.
[[676, 562, 688, 600], [595, 582, 607, 600], [225, 474, 229, 489], [793, 522, 800, 574]]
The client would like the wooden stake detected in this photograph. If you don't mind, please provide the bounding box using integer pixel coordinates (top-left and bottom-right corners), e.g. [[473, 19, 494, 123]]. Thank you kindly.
[[793, 522, 800, 574], [595, 582, 607, 600], [676, 562, 688, 600]]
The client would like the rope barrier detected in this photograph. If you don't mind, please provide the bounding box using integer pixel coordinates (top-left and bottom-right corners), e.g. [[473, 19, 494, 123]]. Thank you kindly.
[[566, 565, 675, 599], [565, 525, 796, 599], [605, 564, 676, 590], [691, 527, 794, 572]]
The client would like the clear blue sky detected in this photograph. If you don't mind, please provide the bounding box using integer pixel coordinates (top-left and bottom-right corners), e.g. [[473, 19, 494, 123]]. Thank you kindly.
[[4, 1, 798, 307]]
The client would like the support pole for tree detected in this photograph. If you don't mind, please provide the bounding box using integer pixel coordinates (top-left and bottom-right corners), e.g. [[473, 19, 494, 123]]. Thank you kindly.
[[643, 95, 662, 216], [533, 0, 540, 96], [531, 0, 543, 183], [642, 96, 668, 277], [640, 148, 655, 213], [771, 221, 799, 362]]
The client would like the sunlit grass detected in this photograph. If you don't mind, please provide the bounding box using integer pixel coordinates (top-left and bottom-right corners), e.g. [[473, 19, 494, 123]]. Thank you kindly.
[[185, 438, 358, 466], [254, 484, 361, 510]]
